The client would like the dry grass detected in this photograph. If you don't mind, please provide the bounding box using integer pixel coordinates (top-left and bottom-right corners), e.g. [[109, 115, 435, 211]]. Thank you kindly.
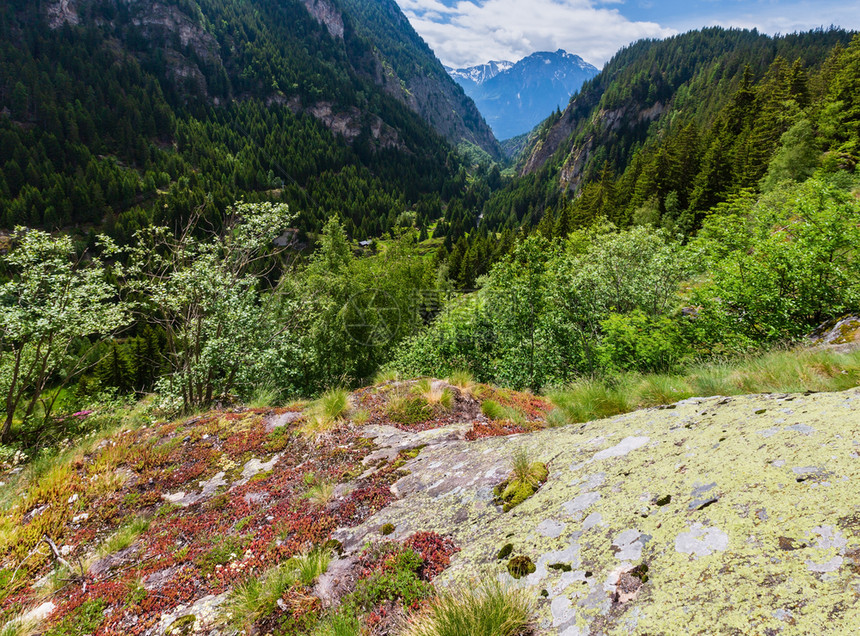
[[412, 379, 453, 410]]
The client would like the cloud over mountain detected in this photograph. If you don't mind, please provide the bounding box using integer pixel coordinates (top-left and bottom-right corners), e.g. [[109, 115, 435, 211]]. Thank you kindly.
[[395, 0, 676, 68]]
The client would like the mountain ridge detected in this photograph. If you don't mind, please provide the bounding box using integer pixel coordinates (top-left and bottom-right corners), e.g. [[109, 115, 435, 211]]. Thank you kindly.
[[449, 49, 599, 140]]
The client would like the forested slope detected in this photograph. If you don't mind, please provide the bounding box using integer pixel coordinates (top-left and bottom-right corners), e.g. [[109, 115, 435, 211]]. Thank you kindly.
[[0, 0, 496, 239], [470, 28, 856, 241]]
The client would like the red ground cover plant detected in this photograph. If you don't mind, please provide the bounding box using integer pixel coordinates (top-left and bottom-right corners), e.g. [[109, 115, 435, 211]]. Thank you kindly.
[[403, 531, 461, 580], [1, 382, 542, 635], [466, 421, 533, 440]]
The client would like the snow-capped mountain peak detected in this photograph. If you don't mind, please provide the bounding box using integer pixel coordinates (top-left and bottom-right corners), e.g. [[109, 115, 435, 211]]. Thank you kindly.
[[447, 49, 599, 139]]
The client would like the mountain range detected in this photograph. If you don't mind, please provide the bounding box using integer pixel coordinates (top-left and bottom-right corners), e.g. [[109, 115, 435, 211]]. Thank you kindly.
[[447, 50, 599, 140]]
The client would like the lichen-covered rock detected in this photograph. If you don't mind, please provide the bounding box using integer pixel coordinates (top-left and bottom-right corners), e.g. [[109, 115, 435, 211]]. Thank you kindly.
[[337, 389, 860, 634], [809, 315, 860, 351]]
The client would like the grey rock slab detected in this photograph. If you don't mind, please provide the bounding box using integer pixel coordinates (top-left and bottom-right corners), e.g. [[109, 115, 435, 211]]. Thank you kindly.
[[613, 529, 646, 561], [234, 455, 281, 487], [592, 436, 650, 461], [787, 423, 816, 435], [551, 595, 576, 627], [265, 411, 302, 431], [583, 512, 603, 531], [675, 523, 729, 558], [537, 519, 567, 538], [563, 492, 601, 515], [158, 592, 230, 635]]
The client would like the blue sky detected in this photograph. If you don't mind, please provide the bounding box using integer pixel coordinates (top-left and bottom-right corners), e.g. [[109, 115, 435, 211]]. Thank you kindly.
[[394, 0, 860, 68]]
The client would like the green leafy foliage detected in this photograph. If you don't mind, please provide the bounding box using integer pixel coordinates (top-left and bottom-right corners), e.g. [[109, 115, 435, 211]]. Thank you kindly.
[[44, 599, 106, 636], [691, 178, 860, 344], [0, 228, 130, 442], [348, 548, 429, 610], [396, 226, 689, 390]]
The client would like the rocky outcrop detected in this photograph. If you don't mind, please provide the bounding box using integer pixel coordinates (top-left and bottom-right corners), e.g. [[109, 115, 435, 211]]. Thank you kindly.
[[44, 0, 80, 29], [6, 380, 858, 635], [301, 0, 344, 39], [339, 389, 860, 634], [522, 100, 668, 191], [810, 315, 860, 352]]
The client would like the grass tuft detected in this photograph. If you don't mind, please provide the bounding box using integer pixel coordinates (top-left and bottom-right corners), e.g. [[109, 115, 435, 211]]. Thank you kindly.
[[248, 385, 282, 408], [287, 546, 333, 587], [305, 479, 336, 507], [98, 516, 150, 556], [312, 609, 361, 636], [446, 370, 474, 391], [413, 379, 454, 410], [300, 388, 352, 436], [221, 564, 297, 630], [373, 368, 401, 384], [401, 579, 535, 636], [481, 399, 527, 425]]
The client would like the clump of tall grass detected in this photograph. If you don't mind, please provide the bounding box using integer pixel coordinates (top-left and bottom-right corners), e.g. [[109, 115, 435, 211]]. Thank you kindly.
[[221, 564, 298, 630], [400, 579, 535, 636], [373, 368, 401, 384], [248, 385, 282, 409], [221, 547, 332, 630], [413, 379, 454, 410], [300, 388, 352, 436], [304, 478, 336, 507], [312, 609, 361, 636], [98, 516, 151, 556], [446, 370, 478, 397], [287, 546, 333, 587], [481, 400, 527, 426]]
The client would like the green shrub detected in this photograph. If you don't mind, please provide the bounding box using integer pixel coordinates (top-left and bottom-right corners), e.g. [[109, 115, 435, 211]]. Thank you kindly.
[[349, 549, 429, 610], [598, 311, 690, 374]]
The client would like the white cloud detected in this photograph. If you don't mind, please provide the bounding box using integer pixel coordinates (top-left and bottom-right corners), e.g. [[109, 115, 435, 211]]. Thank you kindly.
[[395, 0, 676, 68]]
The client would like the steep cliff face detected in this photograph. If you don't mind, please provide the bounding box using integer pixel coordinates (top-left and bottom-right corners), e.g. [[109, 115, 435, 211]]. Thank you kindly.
[[338, 0, 501, 157], [301, 0, 344, 39]]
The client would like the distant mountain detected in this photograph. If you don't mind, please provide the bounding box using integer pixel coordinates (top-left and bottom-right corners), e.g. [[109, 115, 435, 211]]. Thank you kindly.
[[445, 60, 515, 90], [449, 50, 599, 140]]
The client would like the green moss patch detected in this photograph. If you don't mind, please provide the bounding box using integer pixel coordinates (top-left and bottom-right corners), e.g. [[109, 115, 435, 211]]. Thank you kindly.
[[493, 462, 549, 512], [507, 555, 536, 579]]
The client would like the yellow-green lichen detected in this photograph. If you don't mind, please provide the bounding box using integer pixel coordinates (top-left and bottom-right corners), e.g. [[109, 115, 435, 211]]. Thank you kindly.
[[334, 388, 860, 635]]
